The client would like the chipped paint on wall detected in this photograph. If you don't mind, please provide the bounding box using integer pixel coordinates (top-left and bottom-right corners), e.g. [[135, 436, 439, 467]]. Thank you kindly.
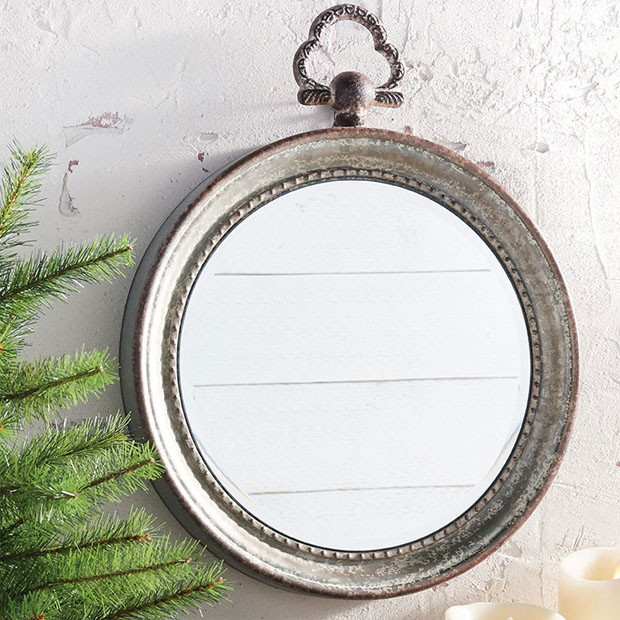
[[58, 170, 78, 217], [63, 113, 133, 146]]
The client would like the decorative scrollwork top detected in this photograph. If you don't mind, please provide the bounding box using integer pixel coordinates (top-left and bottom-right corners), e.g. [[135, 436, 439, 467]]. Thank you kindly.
[[293, 4, 405, 126]]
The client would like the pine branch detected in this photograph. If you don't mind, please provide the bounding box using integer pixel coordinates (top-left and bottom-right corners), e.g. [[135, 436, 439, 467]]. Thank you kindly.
[[0, 143, 230, 620], [84, 457, 157, 491], [0, 441, 163, 523], [0, 143, 52, 260], [90, 563, 230, 620], [0, 350, 116, 428], [0, 234, 134, 324], [16, 532, 149, 563], [11, 531, 151, 562], [0, 509, 154, 563], [0, 418, 147, 556], [76, 444, 163, 503], [6, 537, 200, 597], [27, 558, 193, 593], [1, 563, 229, 620], [0, 590, 59, 620], [6, 414, 129, 470], [106, 577, 229, 620], [5, 366, 103, 401], [0, 518, 24, 538], [0, 316, 39, 410], [0, 316, 21, 370]]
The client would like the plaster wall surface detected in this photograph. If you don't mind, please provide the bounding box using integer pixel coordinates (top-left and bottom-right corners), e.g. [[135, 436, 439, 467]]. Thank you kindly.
[[1, 1, 618, 618]]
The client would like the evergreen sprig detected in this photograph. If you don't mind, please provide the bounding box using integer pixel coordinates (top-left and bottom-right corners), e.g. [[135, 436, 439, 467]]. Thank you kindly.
[[0, 143, 229, 620], [3, 414, 130, 471], [93, 564, 231, 620], [0, 143, 52, 263], [0, 234, 134, 324], [0, 350, 117, 435], [0, 434, 162, 524], [0, 507, 156, 562], [3, 562, 230, 620]]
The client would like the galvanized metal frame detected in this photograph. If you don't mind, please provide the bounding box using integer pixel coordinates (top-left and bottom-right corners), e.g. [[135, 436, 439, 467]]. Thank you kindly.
[[120, 127, 578, 598]]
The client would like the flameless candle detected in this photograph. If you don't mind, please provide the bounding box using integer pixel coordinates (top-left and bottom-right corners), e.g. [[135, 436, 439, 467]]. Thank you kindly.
[[445, 602, 565, 620], [558, 547, 620, 620]]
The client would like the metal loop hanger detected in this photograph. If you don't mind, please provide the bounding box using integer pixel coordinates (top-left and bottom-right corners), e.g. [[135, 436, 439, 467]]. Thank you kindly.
[[293, 4, 405, 126]]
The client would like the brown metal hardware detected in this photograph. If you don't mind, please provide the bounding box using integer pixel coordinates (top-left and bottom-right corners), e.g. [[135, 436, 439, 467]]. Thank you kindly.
[[293, 4, 405, 126]]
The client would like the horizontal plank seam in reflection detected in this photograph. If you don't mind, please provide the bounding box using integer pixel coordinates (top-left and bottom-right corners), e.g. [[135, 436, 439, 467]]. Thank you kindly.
[[248, 484, 476, 496], [194, 375, 519, 388], [214, 269, 492, 276]]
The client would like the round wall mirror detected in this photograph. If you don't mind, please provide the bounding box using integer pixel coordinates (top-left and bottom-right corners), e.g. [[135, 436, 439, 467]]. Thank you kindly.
[[120, 128, 577, 597], [178, 179, 531, 551]]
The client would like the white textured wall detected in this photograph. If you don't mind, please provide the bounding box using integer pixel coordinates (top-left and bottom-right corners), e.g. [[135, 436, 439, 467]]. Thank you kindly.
[[2, 1, 619, 618]]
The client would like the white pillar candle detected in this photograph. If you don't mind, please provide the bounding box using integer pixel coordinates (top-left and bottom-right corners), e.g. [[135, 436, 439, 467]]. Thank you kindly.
[[445, 602, 565, 620], [558, 547, 620, 620]]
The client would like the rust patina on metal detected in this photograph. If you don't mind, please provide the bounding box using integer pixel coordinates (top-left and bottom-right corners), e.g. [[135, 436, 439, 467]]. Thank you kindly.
[[119, 4, 578, 600], [293, 4, 405, 126]]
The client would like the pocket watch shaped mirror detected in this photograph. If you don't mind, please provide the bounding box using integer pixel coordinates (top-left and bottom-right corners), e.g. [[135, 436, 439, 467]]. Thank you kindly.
[[120, 4, 578, 599]]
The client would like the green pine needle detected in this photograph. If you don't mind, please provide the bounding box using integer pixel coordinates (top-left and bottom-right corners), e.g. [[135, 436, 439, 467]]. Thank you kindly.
[[0, 441, 163, 524], [0, 234, 135, 324], [0, 142, 52, 261], [1, 561, 230, 620], [0, 349, 117, 430], [87, 562, 230, 620], [5, 414, 130, 469], [0, 143, 229, 620], [0, 507, 156, 563], [0, 414, 132, 502], [8, 537, 200, 596]]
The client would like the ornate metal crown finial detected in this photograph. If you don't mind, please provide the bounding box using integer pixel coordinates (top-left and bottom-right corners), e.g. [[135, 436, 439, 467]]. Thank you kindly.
[[293, 4, 405, 127]]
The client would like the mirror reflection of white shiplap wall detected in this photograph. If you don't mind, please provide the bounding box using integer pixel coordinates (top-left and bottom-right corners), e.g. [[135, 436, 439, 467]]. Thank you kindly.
[[180, 180, 531, 550]]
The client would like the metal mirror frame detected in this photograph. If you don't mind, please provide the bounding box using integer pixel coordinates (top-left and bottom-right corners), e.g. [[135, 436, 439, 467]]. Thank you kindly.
[[120, 126, 578, 598]]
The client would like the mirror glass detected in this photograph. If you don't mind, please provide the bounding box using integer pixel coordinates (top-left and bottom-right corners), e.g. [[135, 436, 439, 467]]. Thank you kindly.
[[178, 179, 531, 551]]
